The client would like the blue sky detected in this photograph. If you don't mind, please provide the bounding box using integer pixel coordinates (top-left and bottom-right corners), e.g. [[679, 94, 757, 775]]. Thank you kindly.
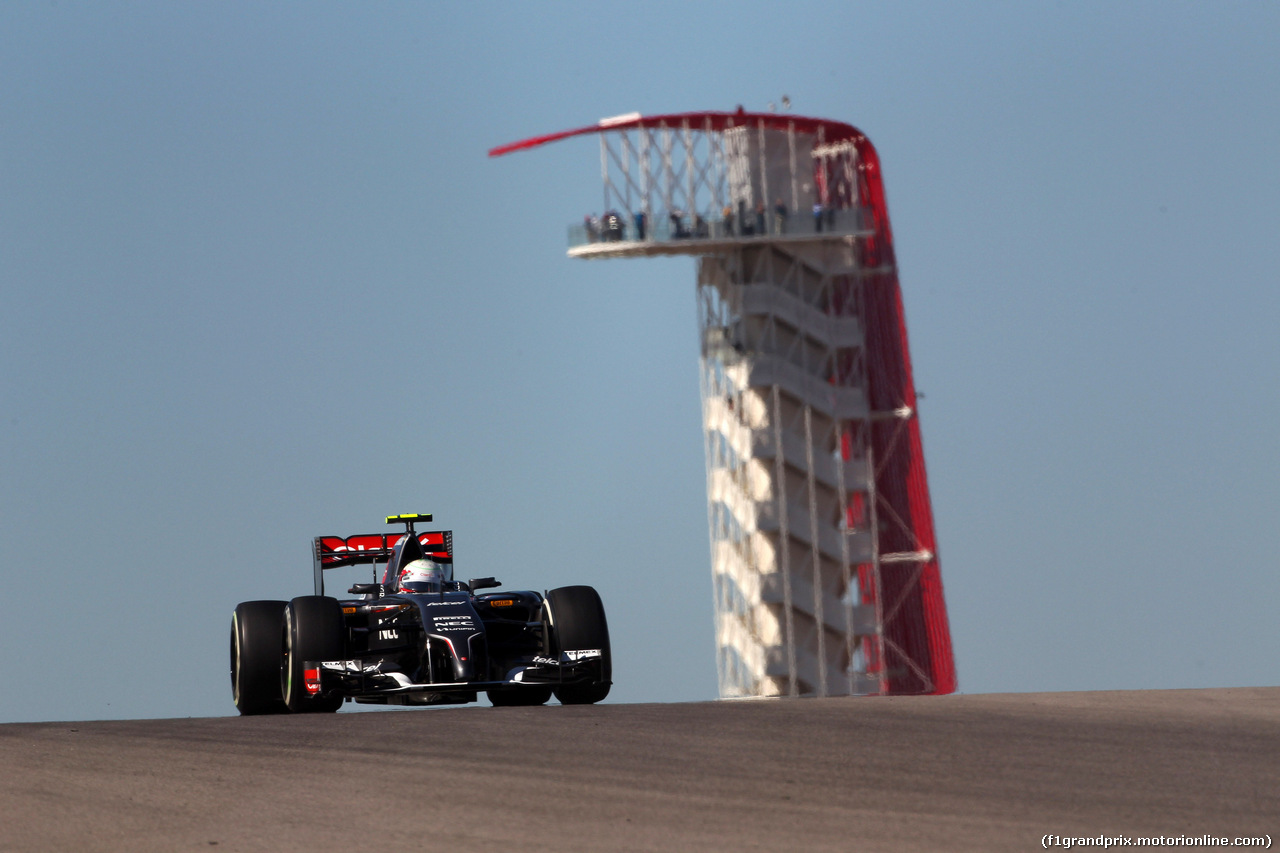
[[2, 2, 1277, 722]]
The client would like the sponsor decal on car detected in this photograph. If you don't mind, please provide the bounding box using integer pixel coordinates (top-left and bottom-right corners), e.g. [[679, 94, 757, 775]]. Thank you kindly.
[[304, 668, 322, 695], [319, 660, 381, 674], [432, 615, 475, 632], [531, 649, 602, 666]]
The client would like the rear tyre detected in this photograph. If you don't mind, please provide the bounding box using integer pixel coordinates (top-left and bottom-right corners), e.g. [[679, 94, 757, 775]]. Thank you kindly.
[[544, 585, 612, 705], [281, 596, 346, 713], [231, 601, 288, 716], [487, 687, 553, 707]]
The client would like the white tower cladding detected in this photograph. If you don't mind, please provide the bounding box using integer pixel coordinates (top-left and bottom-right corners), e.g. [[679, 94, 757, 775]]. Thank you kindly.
[[699, 239, 877, 697], [491, 111, 956, 698]]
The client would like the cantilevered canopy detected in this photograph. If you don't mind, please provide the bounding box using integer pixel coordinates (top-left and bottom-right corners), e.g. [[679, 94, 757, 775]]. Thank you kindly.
[[488, 110, 865, 158]]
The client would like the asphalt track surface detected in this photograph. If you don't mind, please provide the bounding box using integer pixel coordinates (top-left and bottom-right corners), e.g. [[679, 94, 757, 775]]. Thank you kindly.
[[1, 688, 1276, 852]]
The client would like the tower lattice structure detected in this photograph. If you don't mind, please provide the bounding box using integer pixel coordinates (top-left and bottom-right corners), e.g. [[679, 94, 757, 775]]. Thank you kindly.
[[492, 110, 956, 697]]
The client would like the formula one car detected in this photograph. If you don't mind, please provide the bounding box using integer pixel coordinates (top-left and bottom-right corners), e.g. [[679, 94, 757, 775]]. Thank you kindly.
[[230, 513, 611, 714]]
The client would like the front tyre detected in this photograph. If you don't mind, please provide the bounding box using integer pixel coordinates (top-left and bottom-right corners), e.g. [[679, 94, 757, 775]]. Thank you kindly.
[[281, 596, 346, 713], [231, 600, 288, 716], [544, 585, 612, 705]]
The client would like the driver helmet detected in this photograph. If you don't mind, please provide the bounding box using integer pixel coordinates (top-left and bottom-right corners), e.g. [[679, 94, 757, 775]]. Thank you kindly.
[[398, 558, 445, 593]]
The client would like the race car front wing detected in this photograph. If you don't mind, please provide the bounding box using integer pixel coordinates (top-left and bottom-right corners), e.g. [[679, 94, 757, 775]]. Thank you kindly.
[[307, 648, 606, 702]]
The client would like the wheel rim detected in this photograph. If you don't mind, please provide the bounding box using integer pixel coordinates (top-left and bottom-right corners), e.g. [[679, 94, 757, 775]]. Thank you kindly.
[[231, 614, 242, 705], [281, 608, 294, 706]]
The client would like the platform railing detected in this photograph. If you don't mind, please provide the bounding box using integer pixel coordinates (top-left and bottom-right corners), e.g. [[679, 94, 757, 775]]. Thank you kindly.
[[569, 206, 872, 248]]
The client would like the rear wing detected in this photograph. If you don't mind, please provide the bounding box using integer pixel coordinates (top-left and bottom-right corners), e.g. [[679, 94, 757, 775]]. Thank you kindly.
[[312, 530, 453, 596]]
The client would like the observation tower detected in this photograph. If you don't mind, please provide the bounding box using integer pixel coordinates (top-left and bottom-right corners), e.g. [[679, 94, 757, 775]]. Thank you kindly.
[[491, 109, 956, 698]]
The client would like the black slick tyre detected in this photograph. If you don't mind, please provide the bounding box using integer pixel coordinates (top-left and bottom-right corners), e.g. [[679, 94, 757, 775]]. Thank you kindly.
[[231, 600, 288, 716], [281, 596, 346, 713], [544, 585, 612, 705]]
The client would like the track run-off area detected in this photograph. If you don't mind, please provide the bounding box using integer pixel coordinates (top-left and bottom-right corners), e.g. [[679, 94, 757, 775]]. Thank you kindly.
[[0, 687, 1276, 851]]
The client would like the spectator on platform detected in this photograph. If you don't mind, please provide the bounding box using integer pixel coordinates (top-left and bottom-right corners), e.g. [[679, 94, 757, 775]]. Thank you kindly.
[[774, 199, 788, 234], [670, 209, 688, 238], [603, 210, 624, 241], [755, 201, 766, 236]]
